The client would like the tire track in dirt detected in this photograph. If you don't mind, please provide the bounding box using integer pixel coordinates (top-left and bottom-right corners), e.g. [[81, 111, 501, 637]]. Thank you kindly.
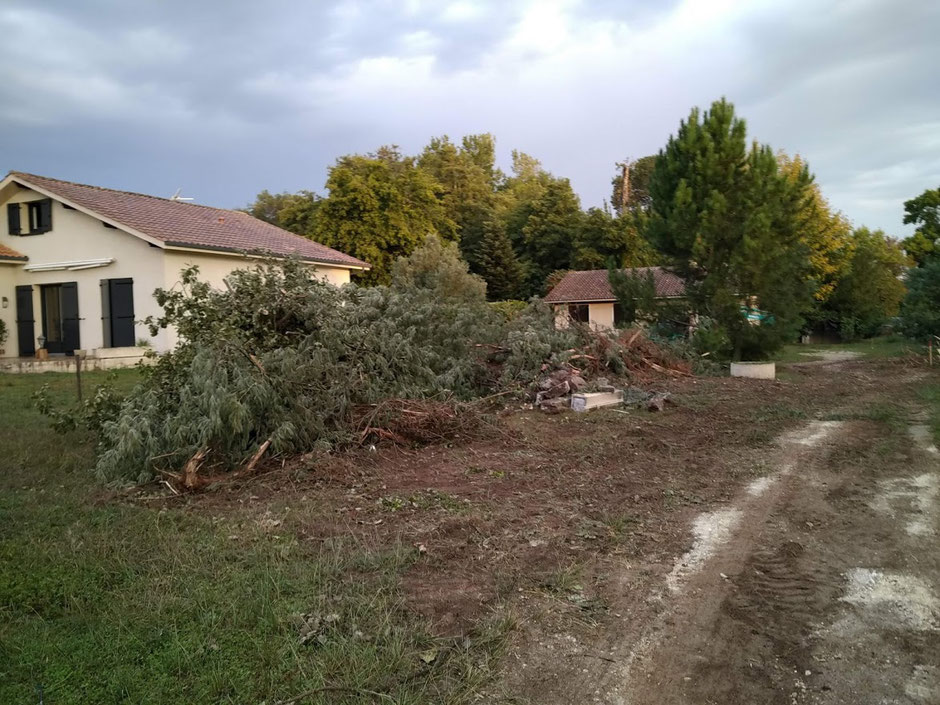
[[802, 412, 940, 705], [615, 419, 845, 705], [639, 403, 940, 705], [484, 363, 934, 704]]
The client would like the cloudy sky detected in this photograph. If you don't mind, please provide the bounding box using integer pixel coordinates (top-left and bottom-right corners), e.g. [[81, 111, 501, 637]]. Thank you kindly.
[[1, 0, 937, 235]]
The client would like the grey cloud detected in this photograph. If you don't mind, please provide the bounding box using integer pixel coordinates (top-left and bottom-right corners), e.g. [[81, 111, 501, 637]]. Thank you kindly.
[[0, 0, 936, 234]]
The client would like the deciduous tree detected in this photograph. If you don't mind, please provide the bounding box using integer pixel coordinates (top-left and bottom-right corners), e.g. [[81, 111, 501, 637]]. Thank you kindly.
[[418, 134, 501, 271], [315, 147, 456, 285], [572, 206, 659, 270], [245, 190, 320, 235], [901, 186, 940, 266], [519, 178, 582, 297], [778, 152, 853, 303], [826, 228, 908, 339]]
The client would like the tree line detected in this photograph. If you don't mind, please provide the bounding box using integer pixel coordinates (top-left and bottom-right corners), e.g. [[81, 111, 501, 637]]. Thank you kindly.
[[247, 98, 934, 358], [247, 136, 657, 298]]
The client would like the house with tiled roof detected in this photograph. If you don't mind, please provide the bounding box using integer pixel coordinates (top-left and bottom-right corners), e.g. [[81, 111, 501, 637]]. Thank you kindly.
[[0, 172, 368, 366], [544, 267, 685, 329]]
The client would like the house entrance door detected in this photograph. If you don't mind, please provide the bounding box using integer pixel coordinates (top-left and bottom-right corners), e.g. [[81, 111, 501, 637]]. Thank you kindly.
[[40, 282, 80, 354]]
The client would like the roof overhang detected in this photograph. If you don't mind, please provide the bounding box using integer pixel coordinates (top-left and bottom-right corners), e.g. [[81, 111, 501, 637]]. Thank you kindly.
[[1, 173, 370, 271], [547, 295, 683, 304], [0, 173, 167, 249], [546, 298, 617, 304], [163, 242, 370, 270]]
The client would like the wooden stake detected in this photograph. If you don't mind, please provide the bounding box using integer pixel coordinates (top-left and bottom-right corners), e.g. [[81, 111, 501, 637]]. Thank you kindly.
[[75, 352, 83, 401]]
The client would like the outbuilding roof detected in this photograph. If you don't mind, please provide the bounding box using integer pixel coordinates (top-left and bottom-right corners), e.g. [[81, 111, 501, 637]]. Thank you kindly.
[[0, 242, 27, 261], [544, 267, 685, 303], [5, 172, 369, 269]]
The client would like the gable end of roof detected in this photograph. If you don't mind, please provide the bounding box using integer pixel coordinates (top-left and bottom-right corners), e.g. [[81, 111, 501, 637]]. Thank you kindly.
[[4, 171, 370, 270], [544, 267, 686, 303]]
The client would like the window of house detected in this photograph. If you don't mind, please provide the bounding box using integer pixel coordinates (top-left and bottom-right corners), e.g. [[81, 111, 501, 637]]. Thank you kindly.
[[27, 199, 53, 234], [568, 303, 590, 323]]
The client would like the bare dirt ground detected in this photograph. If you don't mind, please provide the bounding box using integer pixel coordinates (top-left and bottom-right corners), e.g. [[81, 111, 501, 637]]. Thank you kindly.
[[134, 357, 938, 703], [489, 359, 940, 704]]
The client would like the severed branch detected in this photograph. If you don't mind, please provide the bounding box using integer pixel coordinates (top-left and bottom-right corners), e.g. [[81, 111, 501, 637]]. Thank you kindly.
[[230, 438, 272, 480], [182, 447, 208, 489]]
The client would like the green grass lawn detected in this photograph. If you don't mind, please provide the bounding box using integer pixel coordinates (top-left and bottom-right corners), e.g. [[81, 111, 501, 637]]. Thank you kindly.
[[775, 336, 925, 363], [0, 371, 504, 704]]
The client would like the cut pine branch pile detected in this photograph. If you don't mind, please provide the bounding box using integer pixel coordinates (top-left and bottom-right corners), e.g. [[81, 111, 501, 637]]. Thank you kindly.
[[568, 327, 691, 378], [353, 398, 490, 447], [74, 255, 703, 487], [532, 328, 689, 412]]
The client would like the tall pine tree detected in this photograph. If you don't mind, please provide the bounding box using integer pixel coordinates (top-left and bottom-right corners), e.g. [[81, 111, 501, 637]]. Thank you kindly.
[[479, 219, 524, 301], [647, 98, 814, 359]]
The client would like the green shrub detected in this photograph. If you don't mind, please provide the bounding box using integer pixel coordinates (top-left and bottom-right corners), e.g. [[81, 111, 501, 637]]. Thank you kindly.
[[489, 299, 528, 321], [690, 317, 731, 359], [900, 259, 940, 340]]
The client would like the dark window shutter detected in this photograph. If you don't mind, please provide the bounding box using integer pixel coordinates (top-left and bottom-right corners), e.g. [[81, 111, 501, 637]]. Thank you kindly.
[[61, 282, 80, 354], [108, 278, 135, 347], [38, 199, 52, 233], [100, 280, 112, 348], [15, 286, 35, 356], [7, 203, 20, 235]]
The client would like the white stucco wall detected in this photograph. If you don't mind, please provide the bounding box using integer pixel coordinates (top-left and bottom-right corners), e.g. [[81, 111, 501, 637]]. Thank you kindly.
[[0, 186, 356, 358], [589, 302, 615, 330], [0, 189, 168, 357], [551, 302, 615, 330]]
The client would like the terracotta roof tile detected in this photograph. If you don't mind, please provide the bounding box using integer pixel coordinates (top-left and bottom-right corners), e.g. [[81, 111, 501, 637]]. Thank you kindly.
[[544, 267, 685, 303], [0, 242, 27, 261], [8, 172, 369, 269]]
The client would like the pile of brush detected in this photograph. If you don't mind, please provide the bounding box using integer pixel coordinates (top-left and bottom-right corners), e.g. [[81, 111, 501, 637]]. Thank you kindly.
[[353, 398, 491, 447]]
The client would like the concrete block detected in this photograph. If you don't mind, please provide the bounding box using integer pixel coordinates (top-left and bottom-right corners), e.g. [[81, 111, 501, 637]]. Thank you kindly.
[[571, 390, 624, 412], [730, 361, 775, 380]]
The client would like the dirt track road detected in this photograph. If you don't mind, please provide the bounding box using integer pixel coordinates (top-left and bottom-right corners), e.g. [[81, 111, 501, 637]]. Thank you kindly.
[[626, 410, 940, 705], [496, 362, 940, 704]]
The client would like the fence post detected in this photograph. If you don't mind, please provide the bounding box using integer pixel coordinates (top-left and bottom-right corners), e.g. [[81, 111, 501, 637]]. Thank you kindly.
[[75, 352, 83, 401]]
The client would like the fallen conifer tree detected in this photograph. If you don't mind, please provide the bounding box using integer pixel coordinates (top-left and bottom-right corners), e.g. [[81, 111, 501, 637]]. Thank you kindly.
[[37, 238, 694, 488]]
